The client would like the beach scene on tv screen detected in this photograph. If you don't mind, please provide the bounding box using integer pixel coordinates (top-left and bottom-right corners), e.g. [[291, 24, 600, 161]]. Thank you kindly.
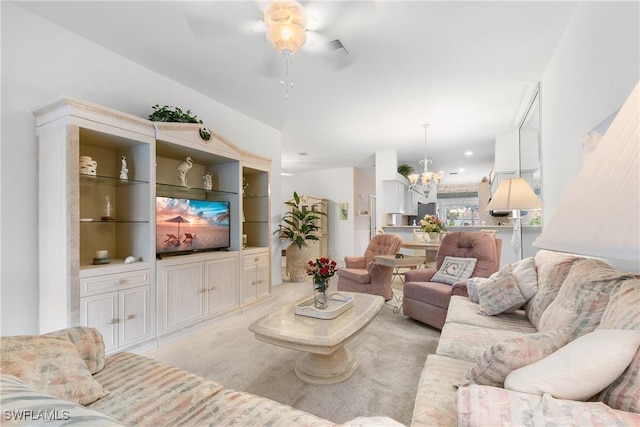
[[156, 197, 230, 254]]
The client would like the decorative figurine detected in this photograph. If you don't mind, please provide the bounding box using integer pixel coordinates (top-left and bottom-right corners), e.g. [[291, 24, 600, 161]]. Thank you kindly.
[[203, 173, 212, 190], [177, 157, 193, 187], [119, 156, 128, 180]]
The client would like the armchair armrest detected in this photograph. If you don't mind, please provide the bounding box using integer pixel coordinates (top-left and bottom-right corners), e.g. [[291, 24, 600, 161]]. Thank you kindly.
[[344, 256, 366, 269], [451, 279, 470, 297], [404, 268, 437, 283]]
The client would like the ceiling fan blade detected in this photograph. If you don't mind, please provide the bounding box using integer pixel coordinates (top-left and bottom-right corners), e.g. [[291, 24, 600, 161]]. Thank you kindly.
[[188, 16, 265, 38]]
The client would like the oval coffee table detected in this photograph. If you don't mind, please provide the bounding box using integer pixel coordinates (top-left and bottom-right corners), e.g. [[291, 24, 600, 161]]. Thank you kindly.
[[248, 291, 384, 385]]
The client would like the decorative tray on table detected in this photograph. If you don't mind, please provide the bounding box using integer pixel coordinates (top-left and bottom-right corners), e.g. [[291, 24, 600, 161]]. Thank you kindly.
[[294, 293, 354, 320]]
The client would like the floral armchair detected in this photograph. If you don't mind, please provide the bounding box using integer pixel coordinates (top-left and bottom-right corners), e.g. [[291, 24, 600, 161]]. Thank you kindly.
[[336, 234, 404, 300]]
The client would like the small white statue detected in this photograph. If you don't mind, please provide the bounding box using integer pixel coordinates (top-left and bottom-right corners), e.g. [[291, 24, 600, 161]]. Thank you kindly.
[[177, 157, 193, 187], [203, 173, 212, 190], [119, 156, 128, 180]]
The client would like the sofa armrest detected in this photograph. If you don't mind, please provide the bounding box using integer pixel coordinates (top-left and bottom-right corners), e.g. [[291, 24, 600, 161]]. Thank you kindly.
[[451, 280, 469, 297], [404, 268, 437, 283], [344, 256, 366, 269]]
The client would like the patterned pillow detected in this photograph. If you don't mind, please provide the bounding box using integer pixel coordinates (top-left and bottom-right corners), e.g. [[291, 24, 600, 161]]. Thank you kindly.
[[511, 257, 538, 301], [432, 256, 477, 285], [466, 278, 488, 303], [459, 330, 571, 387], [597, 279, 640, 413], [537, 258, 634, 338], [46, 327, 105, 374], [505, 329, 640, 401], [0, 335, 108, 405], [476, 265, 526, 315]]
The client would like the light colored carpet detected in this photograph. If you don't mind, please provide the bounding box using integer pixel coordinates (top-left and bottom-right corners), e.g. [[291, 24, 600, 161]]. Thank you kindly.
[[143, 276, 440, 426]]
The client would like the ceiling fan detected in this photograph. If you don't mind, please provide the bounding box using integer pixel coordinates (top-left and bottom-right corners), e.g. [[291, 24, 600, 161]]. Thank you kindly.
[[187, 1, 365, 75]]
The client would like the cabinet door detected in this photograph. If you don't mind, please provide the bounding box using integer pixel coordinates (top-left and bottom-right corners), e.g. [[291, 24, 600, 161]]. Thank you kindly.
[[255, 261, 270, 298], [242, 264, 257, 304], [119, 285, 151, 348], [204, 258, 237, 315], [159, 263, 204, 333], [383, 180, 406, 214], [80, 292, 118, 353]]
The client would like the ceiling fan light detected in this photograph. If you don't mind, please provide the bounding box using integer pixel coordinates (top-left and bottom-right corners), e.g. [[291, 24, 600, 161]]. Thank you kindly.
[[266, 23, 306, 54], [264, 0, 307, 55]]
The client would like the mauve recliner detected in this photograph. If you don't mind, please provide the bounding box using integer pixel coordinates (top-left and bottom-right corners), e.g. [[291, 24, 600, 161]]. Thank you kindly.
[[403, 232, 501, 329], [336, 234, 403, 300]]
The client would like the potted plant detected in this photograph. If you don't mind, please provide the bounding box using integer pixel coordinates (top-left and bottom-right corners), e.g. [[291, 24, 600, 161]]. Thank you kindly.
[[275, 191, 326, 282], [148, 104, 211, 141], [397, 163, 415, 178]]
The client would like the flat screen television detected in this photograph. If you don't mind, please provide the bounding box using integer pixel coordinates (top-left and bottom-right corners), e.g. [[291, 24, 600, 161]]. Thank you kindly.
[[156, 197, 230, 256]]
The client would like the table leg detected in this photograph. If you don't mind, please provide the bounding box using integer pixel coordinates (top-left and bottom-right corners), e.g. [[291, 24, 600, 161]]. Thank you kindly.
[[294, 346, 358, 385]]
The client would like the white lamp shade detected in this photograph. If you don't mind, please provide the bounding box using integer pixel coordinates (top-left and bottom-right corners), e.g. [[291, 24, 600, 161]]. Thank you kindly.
[[486, 178, 542, 210], [408, 174, 419, 185], [534, 82, 639, 268]]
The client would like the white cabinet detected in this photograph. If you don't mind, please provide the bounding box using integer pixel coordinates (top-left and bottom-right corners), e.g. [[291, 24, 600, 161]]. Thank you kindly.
[[405, 189, 424, 216], [34, 98, 155, 334], [35, 97, 271, 351], [242, 249, 270, 305], [383, 180, 406, 213], [79, 268, 152, 353], [204, 257, 238, 315], [157, 252, 239, 336]]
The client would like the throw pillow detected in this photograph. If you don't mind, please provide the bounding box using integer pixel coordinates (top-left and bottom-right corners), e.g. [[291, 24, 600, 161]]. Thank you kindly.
[[537, 258, 634, 338], [466, 278, 488, 303], [597, 279, 640, 413], [0, 335, 108, 405], [511, 257, 538, 301], [476, 265, 526, 315], [459, 330, 571, 387], [432, 256, 477, 285], [46, 327, 106, 374], [504, 329, 640, 401]]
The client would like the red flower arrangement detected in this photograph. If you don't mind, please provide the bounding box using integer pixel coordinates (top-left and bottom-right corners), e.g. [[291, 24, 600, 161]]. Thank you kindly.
[[306, 257, 337, 291]]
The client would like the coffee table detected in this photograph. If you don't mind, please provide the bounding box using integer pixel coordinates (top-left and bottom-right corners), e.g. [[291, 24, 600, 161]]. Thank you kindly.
[[248, 291, 384, 385]]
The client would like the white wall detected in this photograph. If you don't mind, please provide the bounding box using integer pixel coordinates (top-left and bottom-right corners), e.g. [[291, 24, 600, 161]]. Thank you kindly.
[[353, 167, 376, 255], [541, 2, 639, 224], [1, 3, 283, 335], [281, 168, 356, 263]]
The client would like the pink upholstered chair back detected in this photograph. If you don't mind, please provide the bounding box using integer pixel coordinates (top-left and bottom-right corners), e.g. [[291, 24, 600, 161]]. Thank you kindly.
[[436, 232, 499, 278], [364, 234, 403, 265]]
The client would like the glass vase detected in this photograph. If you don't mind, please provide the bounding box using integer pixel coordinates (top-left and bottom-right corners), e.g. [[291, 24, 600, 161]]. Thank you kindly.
[[313, 279, 328, 309]]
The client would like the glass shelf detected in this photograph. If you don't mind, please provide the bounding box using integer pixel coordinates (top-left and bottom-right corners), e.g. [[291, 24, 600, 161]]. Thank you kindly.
[[243, 194, 268, 199], [156, 183, 237, 198], [80, 173, 148, 185], [80, 219, 149, 224]]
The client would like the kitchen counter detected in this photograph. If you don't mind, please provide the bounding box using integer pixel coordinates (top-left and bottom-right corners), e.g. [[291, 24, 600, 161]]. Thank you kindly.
[[381, 225, 542, 266]]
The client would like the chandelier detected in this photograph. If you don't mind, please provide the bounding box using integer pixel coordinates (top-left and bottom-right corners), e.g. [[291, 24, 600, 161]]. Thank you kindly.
[[408, 124, 443, 196]]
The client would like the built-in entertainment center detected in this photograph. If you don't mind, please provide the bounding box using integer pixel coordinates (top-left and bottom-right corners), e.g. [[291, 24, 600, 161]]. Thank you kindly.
[[34, 97, 271, 353]]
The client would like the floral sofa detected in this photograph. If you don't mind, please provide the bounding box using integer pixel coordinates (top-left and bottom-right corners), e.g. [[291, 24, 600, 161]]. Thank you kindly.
[[410, 250, 640, 426], [0, 327, 400, 426]]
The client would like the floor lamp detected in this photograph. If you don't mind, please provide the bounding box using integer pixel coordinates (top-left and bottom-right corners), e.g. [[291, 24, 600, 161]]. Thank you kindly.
[[486, 178, 542, 260]]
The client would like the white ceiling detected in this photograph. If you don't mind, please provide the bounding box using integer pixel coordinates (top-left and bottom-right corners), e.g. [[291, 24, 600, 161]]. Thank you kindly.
[[17, 1, 577, 184]]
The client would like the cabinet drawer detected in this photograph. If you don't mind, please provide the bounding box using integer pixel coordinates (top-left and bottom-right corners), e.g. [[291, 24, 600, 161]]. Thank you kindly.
[[243, 252, 269, 266], [80, 269, 150, 296]]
